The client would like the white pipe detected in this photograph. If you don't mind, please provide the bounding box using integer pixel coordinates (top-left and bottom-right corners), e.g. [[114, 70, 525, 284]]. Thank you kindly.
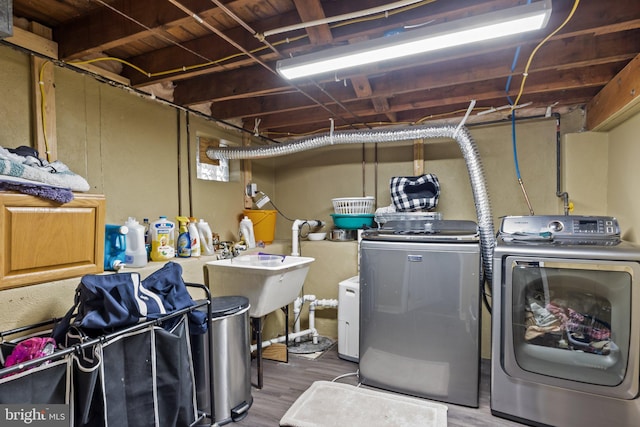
[[253, 295, 340, 351], [250, 328, 317, 352], [309, 303, 316, 344], [294, 295, 339, 343], [314, 298, 339, 308], [294, 294, 316, 342], [291, 219, 325, 256], [262, 0, 425, 37]]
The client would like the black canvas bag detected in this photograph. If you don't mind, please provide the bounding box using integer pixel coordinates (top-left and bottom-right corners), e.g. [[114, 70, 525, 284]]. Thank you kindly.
[[70, 314, 198, 427]]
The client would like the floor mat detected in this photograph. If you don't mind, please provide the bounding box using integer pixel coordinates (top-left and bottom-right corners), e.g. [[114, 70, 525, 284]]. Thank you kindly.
[[280, 380, 448, 427]]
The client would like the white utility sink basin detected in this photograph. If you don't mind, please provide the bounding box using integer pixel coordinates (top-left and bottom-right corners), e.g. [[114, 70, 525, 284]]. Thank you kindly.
[[204, 254, 315, 318]]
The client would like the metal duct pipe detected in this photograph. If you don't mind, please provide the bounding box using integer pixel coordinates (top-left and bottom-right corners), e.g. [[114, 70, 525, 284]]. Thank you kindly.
[[207, 125, 495, 282]]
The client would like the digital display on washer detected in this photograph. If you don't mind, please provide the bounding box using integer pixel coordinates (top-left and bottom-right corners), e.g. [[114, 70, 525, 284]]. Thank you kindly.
[[575, 219, 599, 233]]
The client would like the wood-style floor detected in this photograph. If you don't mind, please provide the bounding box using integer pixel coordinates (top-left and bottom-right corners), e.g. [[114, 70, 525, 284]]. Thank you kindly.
[[232, 344, 527, 427]]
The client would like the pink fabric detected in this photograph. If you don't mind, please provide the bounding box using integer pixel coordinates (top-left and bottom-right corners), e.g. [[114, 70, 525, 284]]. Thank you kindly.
[[5, 337, 56, 368]]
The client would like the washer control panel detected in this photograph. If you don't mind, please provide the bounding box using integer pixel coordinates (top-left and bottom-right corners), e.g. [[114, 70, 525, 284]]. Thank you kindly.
[[500, 215, 620, 240]]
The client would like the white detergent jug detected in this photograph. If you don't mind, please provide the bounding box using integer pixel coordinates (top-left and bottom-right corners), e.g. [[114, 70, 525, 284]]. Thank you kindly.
[[188, 217, 201, 257], [124, 217, 148, 267], [239, 216, 256, 249], [197, 219, 215, 256]]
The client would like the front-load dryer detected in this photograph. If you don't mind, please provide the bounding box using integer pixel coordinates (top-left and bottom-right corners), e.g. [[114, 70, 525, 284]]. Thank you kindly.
[[491, 215, 640, 426]]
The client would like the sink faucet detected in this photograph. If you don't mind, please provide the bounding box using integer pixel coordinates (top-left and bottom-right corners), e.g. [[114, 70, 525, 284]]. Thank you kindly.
[[218, 241, 243, 259]]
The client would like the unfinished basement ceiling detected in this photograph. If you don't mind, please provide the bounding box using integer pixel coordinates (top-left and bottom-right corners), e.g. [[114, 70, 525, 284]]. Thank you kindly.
[[7, 0, 640, 139]]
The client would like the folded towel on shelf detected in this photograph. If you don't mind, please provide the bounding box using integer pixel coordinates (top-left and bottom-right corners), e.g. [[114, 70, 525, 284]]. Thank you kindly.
[[0, 145, 90, 192], [0, 176, 74, 203]]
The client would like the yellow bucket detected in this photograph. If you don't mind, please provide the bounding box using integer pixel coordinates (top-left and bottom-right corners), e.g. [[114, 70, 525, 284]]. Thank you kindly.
[[243, 209, 277, 244]]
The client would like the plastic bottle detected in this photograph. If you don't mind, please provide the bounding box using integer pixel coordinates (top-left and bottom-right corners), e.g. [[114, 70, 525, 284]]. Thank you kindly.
[[124, 217, 148, 267], [197, 219, 215, 256], [104, 224, 128, 271], [149, 216, 176, 261], [239, 216, 256, 249], [142, 217, 151, 260], [176, 216, 191, 258], [188, 217, 201, 257]]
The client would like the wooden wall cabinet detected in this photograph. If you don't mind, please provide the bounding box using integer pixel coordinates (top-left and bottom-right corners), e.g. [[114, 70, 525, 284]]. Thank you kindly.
[[0, 192, 106, 289]]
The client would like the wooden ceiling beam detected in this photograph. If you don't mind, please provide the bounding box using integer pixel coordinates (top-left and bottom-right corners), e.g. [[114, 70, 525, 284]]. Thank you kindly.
[[586, 54, 640, 131], [253, 68, 613, 131], [55, 0, 211, 58], [292, 0, 333, 45], [203, 31, 637, 120]]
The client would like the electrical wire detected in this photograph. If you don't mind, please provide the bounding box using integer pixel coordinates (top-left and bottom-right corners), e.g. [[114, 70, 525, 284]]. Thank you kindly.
[[505, 0, 580, 215], [258, 193, 295, 222], [38, 61, 52, 162], [332, 371, 360, 383], [511, 0, 580, 108], [39, 0, 478, 140], [64, 1, 436, 100]]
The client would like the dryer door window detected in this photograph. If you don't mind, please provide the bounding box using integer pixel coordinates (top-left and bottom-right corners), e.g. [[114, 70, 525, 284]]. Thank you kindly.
[[502, 257, 639, 399]]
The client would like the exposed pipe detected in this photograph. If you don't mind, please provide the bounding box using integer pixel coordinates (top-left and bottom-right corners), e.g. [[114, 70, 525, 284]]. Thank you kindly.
[[250, 328, 316, 352], [553, 113, 571, 214], [291, 219, 325, 256], [261, 0, 427, 38], [208, 124, 496, 283], [178, 0, 374, 131], [208, 0, 280, 56], [294, 295, 339, 344]]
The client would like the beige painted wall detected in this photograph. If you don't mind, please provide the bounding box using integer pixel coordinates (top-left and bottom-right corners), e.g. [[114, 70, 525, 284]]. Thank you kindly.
[[564, 132, 608, 216], [1, 43, 639, 361], [607, 112, 640, 243], [53, 64, 250, 238], [0, 47, 32, 145]]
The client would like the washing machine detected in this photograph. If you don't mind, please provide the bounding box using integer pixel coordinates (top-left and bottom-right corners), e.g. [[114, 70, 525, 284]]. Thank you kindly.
[[491, 215, 640, 427], [359, 219, 481, 407]]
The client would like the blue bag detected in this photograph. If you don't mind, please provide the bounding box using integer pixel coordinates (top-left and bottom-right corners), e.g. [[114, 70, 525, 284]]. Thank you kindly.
[[53, 262, 207, 343]]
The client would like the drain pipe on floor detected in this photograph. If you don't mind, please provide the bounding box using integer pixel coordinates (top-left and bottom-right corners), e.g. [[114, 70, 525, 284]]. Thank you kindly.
[[293, 296, 339, 344]]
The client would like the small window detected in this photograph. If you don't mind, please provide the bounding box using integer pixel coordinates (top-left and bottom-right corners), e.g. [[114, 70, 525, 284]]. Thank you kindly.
[[197, 136, 229, 182]]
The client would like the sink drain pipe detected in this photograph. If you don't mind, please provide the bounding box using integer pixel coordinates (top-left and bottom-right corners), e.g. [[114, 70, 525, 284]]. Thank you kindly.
[[293, 295, 339, 344], [248, 296, 338, 352], [208, 124, 495, 283]]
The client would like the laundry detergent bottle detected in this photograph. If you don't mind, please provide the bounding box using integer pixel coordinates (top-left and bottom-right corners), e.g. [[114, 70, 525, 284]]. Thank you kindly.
[[104, 224, 128, 271], [176, 216, 191, 258], [197, 219, 215, 256], [149, 216, 176, 261], [188, 217, 201, 257], [239, 216, 256, 249], [124, 217, 147, 267]]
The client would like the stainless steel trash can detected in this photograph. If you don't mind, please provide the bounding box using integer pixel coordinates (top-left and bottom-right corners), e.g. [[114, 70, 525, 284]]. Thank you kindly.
[[191, 296, 252, 425]]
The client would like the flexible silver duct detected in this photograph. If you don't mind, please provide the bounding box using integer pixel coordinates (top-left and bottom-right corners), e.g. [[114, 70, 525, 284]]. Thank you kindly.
[[207, 125, 495, 282]]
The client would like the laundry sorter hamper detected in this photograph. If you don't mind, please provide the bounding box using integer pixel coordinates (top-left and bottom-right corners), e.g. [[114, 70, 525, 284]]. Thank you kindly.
[[0, 283, 213, 427], [0, 319, 72, 423], [67, 284, 211, 427]]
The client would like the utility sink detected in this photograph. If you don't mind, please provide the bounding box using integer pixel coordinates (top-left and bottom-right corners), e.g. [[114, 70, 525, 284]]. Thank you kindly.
[[204, 254, 315, 318]]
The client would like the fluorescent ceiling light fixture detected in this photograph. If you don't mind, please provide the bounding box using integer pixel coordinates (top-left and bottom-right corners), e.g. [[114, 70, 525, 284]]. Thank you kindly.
[[276, 0, 552, 80]]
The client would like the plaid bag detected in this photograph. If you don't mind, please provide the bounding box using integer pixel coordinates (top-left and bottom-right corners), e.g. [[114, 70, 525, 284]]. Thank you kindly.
[[390, 174, 440, 212]]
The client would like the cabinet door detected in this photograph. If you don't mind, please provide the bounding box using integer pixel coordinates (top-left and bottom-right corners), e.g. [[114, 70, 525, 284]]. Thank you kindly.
[[0, 193, 105, 289]]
